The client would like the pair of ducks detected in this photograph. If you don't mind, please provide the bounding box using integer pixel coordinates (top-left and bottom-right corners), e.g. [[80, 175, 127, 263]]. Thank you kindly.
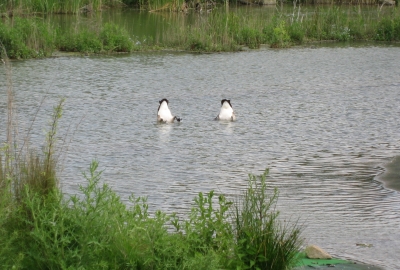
[[157, 98, 236, 123]]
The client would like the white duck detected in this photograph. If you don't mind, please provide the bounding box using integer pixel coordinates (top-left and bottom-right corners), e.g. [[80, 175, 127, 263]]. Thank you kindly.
[[215, 99, 236, 121], [157, 99, 181, 123]]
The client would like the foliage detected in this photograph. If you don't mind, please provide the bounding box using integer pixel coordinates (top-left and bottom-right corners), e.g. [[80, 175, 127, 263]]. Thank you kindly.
[[0, 17, 55, 59], [56, 22, 136, 54], [233, 169, 303, 270], [288, 21, 305, 44], [375, 16, 400, 41], [270, 20, 291, 48], [2, 6, 400, 57], [0, 0, 124, 14], [237, 27, 263, 49], [0, 77, 64, 267], [1, 152, 303, 269], [57, 28, 103, 53], [100, 23, 134, 52]]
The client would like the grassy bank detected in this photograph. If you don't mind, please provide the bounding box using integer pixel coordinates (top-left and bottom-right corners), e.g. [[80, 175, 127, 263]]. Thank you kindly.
[[0, 0, 125, 15], [0, 6, 400, 58], [0, 0, 187, 14], [163, 6, 400, 50], [0, 51, 303, 268], [0, 17, 139, 59], [1, 0, 396, 15]]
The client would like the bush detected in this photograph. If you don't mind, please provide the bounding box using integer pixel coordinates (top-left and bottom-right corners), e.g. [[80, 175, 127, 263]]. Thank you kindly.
[[375, 17, 400, 41], [100, 23, 134, 52], [269, 20, 291, 48], [0, 17, 55, 59], [288, 22, 305, 44], [57, 29, 103, 53], [233, 169, 303, 270], [238, 27, 263, 49]]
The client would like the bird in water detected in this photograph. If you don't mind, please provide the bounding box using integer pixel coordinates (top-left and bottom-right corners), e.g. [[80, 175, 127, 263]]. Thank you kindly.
[[215, 99, 236, 121], [157, 99, 181, 123]]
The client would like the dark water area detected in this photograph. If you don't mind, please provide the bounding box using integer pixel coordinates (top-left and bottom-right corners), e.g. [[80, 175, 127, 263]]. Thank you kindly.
[[1, 44, 400, 269], [377, 156, 400, 191]]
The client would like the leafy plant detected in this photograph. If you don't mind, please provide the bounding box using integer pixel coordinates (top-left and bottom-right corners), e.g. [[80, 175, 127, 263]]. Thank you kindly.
[[375, 17, 400, 41], [270, 20, 291, 48], [100, 23, 134, 52], [233, 169, 303, 270]]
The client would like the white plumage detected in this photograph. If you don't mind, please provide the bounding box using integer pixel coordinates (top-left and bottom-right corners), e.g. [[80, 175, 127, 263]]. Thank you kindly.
[[157, 99, 181, 123], [215, 99, 236, 121]]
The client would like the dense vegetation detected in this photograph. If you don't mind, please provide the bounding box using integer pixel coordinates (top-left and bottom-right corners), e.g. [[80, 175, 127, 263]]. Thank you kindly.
[[0, 5, 399, 58], [0, 53, 303, 268]]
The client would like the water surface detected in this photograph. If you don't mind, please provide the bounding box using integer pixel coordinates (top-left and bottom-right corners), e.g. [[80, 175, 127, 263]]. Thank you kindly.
[[1, 44, 400, 269]]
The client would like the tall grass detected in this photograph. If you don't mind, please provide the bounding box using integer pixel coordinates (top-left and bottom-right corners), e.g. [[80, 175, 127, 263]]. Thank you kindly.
[[163, 6, 400, 51], [0, 0, 126, 15], [1, 6, 400, 57], [0, 17, 138, 58], [0, 17, 55, 59], [0, 46, 63, 267], [233, 169, 303, 269]]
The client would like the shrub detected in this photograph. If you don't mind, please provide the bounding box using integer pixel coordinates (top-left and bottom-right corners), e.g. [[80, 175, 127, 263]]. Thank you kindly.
[[57, 29, 103, 53], [376, 17, 400, 41], [288, 22, 305, 44], [238, 27, 263, 49], [0, 17, 55, 59], [270, 20, 291, 48], [233, 169, 303, 270], [100, 23, 134, 52]]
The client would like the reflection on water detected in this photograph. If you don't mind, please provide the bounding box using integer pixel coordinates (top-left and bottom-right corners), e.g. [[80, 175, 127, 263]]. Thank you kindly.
[[377, 156, 400, 191], [1, 45, 400, 269], [157, 122, 173, 136]]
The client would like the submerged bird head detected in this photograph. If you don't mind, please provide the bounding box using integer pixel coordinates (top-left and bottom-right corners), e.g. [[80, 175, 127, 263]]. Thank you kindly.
[[220, 99, 233, 109], [157, 98, 181, 123], [215, 99, 236, 121], [158, 98, 169, 112]]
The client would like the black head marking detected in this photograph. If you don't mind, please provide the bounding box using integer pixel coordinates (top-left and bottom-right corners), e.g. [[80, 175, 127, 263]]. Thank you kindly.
[[221, 99, 232, 108], [159, 98, 169, 104], [158, 98, 169, 112]]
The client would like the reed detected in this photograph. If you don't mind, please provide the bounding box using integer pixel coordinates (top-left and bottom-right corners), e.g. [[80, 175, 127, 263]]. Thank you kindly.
[[163, 6, 400, 50], [0, 0, 125, 15], [2, 6, 400, 57], [0, 17, 55, 59]]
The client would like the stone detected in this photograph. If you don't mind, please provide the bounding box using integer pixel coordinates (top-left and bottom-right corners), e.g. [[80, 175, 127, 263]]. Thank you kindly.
[[305, 245, 332, 259]]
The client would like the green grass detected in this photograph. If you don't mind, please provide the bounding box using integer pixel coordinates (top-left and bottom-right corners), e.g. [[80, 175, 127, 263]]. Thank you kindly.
[[1, 160, 303, 269], [1, 6, 400, 58], [0, 0, 125, 15], [163, 6, 400, 51], [0, 17, 55, 59], [233, 169, 303, 269]]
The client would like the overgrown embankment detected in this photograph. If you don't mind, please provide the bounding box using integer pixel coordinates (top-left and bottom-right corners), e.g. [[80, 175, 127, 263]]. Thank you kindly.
[[1, 6, 400, 58]]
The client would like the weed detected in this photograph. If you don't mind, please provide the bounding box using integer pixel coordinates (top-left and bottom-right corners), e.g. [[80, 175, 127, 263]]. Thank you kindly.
[[233, 169, 303, 270], [270, 20, 291, 48]]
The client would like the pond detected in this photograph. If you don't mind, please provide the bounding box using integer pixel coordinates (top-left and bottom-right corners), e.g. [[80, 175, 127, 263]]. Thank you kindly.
[[1, 35, 400, 270]]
